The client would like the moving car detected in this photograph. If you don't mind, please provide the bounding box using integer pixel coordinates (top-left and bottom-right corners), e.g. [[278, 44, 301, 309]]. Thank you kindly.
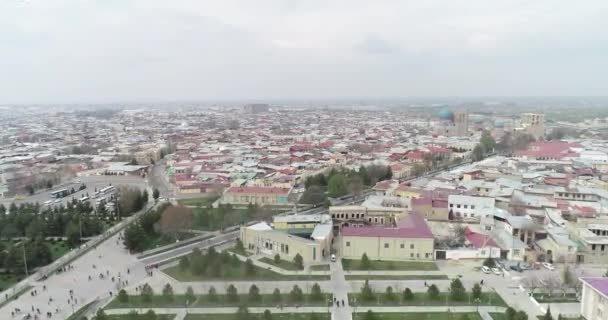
[[481, 266, 491, 274], [509, 264, 523, 273], [542, 262, 555, 270], [491, 267, 502, 275]]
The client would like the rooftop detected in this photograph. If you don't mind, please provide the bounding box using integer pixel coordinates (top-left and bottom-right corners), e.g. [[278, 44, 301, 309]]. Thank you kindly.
[[341, 213, 434, 239]]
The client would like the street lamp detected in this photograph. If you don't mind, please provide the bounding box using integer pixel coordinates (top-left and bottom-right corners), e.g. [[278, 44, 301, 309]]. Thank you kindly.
[[475, 298, 480, 312]]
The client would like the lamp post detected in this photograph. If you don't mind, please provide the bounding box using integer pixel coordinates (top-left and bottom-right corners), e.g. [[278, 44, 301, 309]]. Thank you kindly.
[[22, 241, 29, 277]]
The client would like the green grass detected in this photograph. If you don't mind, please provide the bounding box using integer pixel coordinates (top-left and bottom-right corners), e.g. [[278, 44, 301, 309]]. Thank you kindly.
[[310, 264, 330, 271], [489, 314, 505, 320], [351, 292, 507, 307], [342, 259, 438, 271], [345, 274, 449, 281], [354, 313, 482, 320], [226, 246, 252, 257], [50, 240, 70, 260], [107, 315, 174, 320], [259, 257, 301, 271], [164, 263, 329, 282], [185, 314, 330, 320], [107, 293, 330, 309], [0, 273, 23, 291], [536, 317, 581, 320], [532, 292, 578, 303]]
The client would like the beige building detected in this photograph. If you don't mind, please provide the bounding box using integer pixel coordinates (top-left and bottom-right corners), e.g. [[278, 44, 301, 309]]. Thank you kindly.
[[521, 113, 545, 139], [329, 195, 411, 227], [341, 213, 435, 261], [220, 186, 291, 206], [580, 278, 608, 320], [240, 220, 333, 264]]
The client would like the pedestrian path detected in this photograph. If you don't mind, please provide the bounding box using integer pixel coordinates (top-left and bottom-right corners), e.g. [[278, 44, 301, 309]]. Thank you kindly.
[[330, 260, 352, 320]]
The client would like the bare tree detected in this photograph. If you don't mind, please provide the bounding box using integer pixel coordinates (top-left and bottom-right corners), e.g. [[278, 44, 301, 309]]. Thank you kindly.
[[522, 275, 541, 294], [539, 275, 561, 297]]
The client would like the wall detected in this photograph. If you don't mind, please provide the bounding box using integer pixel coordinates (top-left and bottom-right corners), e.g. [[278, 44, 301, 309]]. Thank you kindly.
[[342, 235, 434, 261]]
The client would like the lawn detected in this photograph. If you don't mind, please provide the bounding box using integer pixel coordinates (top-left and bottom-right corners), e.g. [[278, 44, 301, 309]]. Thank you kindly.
[[353, 313, 482, 320], [50, 240, 70, 260], [107, 293, 330, 309], [489, 314, 505, 320], [0, 273, 23, 291], [342, 259, 438, 271], [226, 246, 252, 257], [351, 292, 507, 307], [107, 315, 174, 320], [185, 314, 330, 320], [164, 263, 329, 281], [532, 292, 578, 303], [310, 265, 330, 271], [345, 275, 449, 281], [259, 257, 301, 271]]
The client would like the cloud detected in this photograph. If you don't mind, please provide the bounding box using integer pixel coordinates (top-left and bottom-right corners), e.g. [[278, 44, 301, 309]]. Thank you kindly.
[[0, 0, 607, 103]]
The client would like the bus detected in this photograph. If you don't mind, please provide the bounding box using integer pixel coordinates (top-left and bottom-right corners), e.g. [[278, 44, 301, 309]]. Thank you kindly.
[[79, 196, 89, 202], [100, 186, 115, 194], [50, 189, 69, 199]]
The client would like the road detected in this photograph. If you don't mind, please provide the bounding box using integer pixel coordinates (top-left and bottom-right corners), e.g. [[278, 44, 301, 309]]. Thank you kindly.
[[139, 230, 239, 266], [148, 161, 174, 199]]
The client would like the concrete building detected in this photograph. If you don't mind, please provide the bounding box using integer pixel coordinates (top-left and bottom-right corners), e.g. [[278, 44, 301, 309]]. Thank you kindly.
[[220, 186, 291, 206], [453, 111, 469, 137], [240, 220, 332, 264], [580, 277, 608, 320], [341, 213, 435, 261], [448, 195, 495, 222], [520, 113, 545, 139]]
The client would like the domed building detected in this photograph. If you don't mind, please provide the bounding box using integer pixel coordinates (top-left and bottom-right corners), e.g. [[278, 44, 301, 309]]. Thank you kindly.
[[434, 108, 468, 137]]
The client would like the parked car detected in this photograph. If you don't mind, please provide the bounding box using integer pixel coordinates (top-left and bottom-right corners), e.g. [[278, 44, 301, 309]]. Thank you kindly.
[[509, 264, 523, 273], [330, 254, 337, 262], [491, 267, 502, 275], [481, 266, 491, 274], [520, 262, 533, 270], [542, 262, 555, 270]]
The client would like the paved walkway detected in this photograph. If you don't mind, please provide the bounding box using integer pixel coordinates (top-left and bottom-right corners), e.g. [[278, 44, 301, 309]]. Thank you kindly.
[[330, 260, 352, 320], [104, 305, 506, 315]]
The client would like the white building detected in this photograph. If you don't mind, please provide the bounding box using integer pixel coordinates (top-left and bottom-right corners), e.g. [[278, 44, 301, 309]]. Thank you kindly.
[[580, 277, 608, 320], [448, 195, 495, 222]]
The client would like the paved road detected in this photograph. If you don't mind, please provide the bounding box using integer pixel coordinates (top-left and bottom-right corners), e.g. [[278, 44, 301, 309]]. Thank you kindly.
[[139, 231, 239, 266]]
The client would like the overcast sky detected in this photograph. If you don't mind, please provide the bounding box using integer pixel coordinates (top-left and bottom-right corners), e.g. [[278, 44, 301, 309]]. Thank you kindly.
[[1, 0, 607, 104]]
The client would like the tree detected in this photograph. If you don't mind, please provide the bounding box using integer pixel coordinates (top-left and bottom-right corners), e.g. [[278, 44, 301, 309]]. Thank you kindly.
[[472, 144, 485, 161], [360, 280, 375, 301], [483, 257, 496, 268], [143, 310, 158, 320], [480, 130, 496, 153], [118, 289, 129, 303], [385, 286, 396, 301], [327, 173, 348, 198], [94, 309, 108, 320], [245, 258, 256, 276], [347, 175, 364, 199], [310, 283, 323, 301], [562, 265, 574, 288], [403, 288, 414, 301], [472, 283, 482, 300], [290, 285, 304, 302], [361, 253, 371, 270], [514, 310, 529, 320], [543, 306, 553, 320], [153, 188, 160, 201], [274, 254, 281, 265], [141, 283, 154, 302], [249, 284, 261, 302], [65, 221, 81, 248], [207, 286, 218, 302], [450, 278, 466, 301], [162, 283, 174, 301], [123, 222, 146, 252], [505, 307, 517, 320], [293, 253, 304, 270], [234, 239, 246, 255], [158, 205, 194, 235], [227, 284, 239, 303], [185, 286, 195, 303], [179, 256, 190, 271], [427, 284, 439, 300], [263, 309, 273, 320], [235, 305, 250, 320], [299, 186, 327, 206], [272, 288, 282, 304]]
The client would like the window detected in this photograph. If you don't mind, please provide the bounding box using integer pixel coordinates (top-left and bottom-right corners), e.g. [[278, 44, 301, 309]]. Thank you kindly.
[[400, 244, 405, 249], [285, 245, 289, 254], [449, 204, 453, 208], [471, 205, 475, 209], [384, 243, 389, 248], [346, 242, 351, 247], [410, 244, 415, 249], [592, 244, 597, 250], [410, 253, 414, 258], [416, 253, 420, 258], [513, 249, 520, 256], [464, 205, 468, 209], [457, 204, 461, 208]]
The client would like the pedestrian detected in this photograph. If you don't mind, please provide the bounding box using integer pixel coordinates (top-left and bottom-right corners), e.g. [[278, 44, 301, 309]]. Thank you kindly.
[[342, 299, 345, 306], [424, 281, 427, 287], [481, 279, 484, 285]]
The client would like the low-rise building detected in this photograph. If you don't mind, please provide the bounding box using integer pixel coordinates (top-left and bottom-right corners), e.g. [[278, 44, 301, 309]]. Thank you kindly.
[[580, 277, 608, 320], [341, 213, 435, 261], [448, 195, 495, 222], [220, 186, 291, 206]]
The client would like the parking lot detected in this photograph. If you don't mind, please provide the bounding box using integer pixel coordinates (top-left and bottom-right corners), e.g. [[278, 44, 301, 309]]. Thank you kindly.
[[0, 175, 147, 209]]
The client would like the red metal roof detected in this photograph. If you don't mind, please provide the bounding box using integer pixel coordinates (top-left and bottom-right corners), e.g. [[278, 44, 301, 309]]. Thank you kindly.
[[341, 213, 434, 239]]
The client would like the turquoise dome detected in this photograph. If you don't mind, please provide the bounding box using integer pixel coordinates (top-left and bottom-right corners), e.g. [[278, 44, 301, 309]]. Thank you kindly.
[[438, 109, 454, 121]]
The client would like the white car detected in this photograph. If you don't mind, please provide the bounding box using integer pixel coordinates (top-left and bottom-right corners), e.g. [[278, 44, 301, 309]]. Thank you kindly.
[[330, 254, 337, 262], [481, 266, 491, 274], [542, 262, 555, 270], [491, 267, 502, 275]]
